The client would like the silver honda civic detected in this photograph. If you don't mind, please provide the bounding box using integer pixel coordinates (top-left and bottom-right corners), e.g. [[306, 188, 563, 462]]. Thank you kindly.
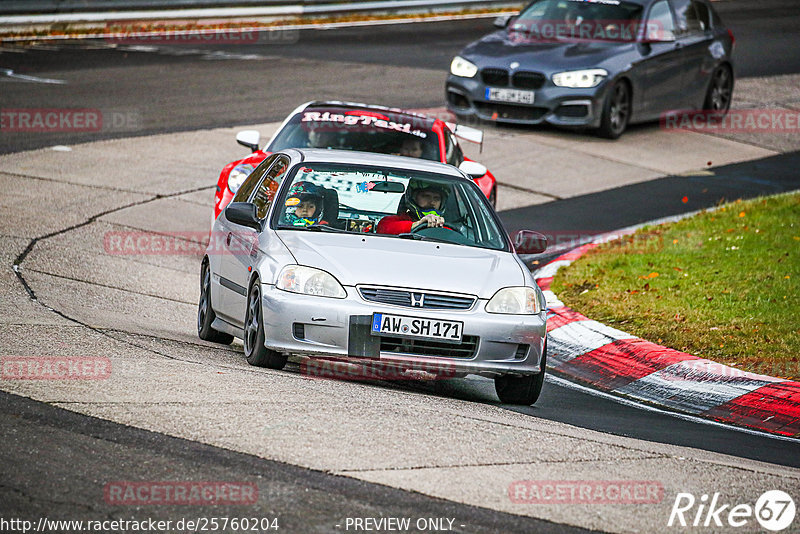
[[198, 148, 549, 405]]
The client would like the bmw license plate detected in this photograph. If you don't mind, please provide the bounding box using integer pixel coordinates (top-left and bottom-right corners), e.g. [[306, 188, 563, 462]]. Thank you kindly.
[[371, 313, 463, 343], [485, 87, 535, 104]]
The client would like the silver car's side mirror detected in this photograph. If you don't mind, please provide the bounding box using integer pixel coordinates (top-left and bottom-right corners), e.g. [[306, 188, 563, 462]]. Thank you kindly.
[[512, 230, 548, 255], [459, 160, 488, 179], [236, 130, 261, 153]]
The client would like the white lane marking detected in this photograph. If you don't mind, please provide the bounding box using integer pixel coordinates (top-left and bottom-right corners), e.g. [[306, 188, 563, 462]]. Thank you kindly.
[[614, 360, 783, 414], [535, 259, 572, 279], [548, 319, 637, 366], [541, 290, 564, 308], [0, 68, 65, 84], [51, 145, 72, 152], [545, 374, 800, 443]]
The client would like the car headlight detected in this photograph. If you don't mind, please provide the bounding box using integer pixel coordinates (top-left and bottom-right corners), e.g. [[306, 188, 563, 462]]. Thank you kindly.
[[486, 287, 540, 315], [552, 68, 608, 88], [276, 265, 346, 299], [450, 56, 478, 78], [227, 163, 254, 194]]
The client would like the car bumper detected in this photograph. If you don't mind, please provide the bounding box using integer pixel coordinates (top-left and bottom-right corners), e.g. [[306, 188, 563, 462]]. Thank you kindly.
[[259, 283, 546, 378], [446, 75, 608, 128]]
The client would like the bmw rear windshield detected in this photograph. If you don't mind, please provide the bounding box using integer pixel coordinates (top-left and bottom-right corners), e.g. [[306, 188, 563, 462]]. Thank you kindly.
[[267, 108, 441, 162]]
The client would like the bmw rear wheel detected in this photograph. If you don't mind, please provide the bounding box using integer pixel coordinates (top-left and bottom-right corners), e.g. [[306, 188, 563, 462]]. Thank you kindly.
[[197, 262, 234, 345], [243, 280, 288, 369], [704, 65, 733, 113]]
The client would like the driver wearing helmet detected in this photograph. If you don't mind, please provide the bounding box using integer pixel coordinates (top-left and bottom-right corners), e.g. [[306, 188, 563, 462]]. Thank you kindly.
[[283, 181, 327, 227], [376, 180, 447, 235]]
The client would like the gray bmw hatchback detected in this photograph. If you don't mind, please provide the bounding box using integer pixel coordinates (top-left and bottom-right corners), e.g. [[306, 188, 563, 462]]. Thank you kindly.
[[446, 0, 734, 138]]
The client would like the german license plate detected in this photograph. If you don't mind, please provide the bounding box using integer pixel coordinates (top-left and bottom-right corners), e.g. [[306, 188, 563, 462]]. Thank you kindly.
[[485, 87, 535, 104], [371, 313, 463, 343]]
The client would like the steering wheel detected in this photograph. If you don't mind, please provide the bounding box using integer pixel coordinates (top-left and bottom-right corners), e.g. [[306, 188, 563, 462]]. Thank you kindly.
[[410, 220, 465, 237]]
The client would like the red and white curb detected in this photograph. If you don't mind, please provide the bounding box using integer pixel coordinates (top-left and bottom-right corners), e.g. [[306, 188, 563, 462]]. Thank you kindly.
[[535, 241, 800, 439]]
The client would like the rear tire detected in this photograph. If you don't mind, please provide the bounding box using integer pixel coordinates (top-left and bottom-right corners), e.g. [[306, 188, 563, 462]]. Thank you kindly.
[[197, 261, 234, 345], [243, 280, 288, 369], [703, 64, 733, 113], [596, 80, 631, 140], [494, 343, 546, 405]]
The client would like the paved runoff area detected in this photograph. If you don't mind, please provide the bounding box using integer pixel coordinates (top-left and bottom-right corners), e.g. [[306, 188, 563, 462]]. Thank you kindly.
[[1, 74, 799, 533]]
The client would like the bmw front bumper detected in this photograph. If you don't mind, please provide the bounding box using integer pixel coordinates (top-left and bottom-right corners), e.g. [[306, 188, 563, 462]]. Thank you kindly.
[[259, 283, 546, 378], [446, 74, 609, 128]]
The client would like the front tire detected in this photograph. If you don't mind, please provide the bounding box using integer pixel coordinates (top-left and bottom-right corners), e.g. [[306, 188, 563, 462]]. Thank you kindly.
[[596, 80, 631, 139], [494, 343, 546, 405], [243, 281, 288, 369], [197, 262, 234, 345]]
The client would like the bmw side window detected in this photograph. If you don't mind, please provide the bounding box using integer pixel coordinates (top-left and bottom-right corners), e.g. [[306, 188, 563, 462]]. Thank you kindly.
[[647, 0, 676, 41], [690, 1, 711, 31], [670, 0, 702, 35], [233, 154, 277, 204], [251, 156, 290, 220]]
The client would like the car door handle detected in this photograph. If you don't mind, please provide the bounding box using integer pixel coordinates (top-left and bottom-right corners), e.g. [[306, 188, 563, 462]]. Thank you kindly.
[[226, 232, 232, 246]]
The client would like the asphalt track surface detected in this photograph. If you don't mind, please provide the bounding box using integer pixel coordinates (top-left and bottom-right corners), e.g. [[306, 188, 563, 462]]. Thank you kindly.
[[2, 1, 800, 531]]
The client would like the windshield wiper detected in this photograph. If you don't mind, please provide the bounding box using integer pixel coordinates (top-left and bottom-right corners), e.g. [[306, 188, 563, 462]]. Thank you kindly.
[[276, 224, 348, 233], [397, 233, 450, 244]]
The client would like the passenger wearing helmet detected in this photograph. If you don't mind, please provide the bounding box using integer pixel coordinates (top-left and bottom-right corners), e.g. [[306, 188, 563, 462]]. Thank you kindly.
[[283, 181, 326, 227], [376, 180, 447, 235]]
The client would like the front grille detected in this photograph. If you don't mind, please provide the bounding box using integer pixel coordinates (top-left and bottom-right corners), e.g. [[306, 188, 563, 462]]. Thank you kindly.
[[475, 102, 548, 122], [481, 68, 509, 86], [380, 335, 479, 358], [512, 71, 546, 89], [359, 287, 475, 310]]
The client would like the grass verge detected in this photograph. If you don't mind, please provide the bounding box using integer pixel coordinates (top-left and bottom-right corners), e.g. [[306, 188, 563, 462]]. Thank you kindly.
[[551, 192, 800, 380]]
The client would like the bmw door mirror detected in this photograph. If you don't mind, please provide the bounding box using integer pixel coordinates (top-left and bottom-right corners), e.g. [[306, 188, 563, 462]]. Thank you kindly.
[[225, 202, 261, 230], [494, 15, 512, 29], [236, 130, 261, 153], [459, 160, 488, 179], [512, 230, 548, 255]]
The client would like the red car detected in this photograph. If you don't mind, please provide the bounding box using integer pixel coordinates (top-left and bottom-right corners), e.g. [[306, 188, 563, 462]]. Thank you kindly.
[[213, 101, 497, 220]]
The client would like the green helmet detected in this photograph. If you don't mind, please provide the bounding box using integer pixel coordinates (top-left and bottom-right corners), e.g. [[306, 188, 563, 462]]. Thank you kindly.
[[405, 179, 448, 219]]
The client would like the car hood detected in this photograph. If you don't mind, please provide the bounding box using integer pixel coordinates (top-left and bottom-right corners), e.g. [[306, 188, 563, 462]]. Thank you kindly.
[[462, 30, 632, 72], [276, 231, 524, 299]]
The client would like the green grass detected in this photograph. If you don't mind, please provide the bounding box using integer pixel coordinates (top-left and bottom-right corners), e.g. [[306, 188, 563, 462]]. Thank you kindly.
[[551, 192, 800, 380]]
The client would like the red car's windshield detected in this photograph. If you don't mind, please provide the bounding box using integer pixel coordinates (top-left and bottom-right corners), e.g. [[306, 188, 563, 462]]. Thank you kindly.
[[267, 107, 441, 162]]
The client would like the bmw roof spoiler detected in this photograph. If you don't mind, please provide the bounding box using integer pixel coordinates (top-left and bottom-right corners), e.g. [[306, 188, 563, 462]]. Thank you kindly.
[[445, 122, 484, 153]]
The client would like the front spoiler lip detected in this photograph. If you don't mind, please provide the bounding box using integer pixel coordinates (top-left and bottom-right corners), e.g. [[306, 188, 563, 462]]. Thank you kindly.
[[255, 284, 547, 378]]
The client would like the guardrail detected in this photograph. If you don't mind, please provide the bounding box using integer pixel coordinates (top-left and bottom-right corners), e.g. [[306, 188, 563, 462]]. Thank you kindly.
[[0, 0, 519, 18]]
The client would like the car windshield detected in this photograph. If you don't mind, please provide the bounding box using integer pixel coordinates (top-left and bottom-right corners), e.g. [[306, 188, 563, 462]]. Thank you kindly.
[[271, 163, 509, 251], [267, 108, 441, 162], [512, 0, 644, 42]]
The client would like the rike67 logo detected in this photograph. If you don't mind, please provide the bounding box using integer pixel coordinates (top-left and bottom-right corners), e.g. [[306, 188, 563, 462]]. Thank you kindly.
[[668, 490, 795, 531]]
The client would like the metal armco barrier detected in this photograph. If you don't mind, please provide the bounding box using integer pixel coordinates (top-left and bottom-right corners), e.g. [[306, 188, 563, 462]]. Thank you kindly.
[[0, 0, 519, 20]]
